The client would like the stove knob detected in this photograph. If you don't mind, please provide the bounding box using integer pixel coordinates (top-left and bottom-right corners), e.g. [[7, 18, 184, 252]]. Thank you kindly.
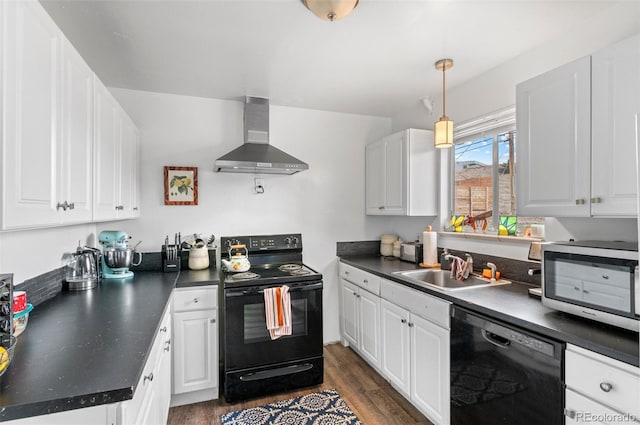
[[291, 236, 299, 245], [283, 237, 292, 245]]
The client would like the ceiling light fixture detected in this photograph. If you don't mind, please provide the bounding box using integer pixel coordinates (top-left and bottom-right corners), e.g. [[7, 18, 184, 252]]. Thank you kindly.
[[434, 58, 454, 149], [300, 0, 359, 22]]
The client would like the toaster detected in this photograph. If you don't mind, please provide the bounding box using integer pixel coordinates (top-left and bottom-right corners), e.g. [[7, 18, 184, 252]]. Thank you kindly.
[[400, 242, 423, 264]]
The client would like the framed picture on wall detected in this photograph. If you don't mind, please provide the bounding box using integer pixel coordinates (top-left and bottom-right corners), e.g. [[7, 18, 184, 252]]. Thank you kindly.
[[164, 166, 198, 205]]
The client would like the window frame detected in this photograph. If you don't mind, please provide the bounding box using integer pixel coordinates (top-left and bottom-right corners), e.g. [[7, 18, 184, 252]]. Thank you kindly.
[[449, 107, 516, 232]]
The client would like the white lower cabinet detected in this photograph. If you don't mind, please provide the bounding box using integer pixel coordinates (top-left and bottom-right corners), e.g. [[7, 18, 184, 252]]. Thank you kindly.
[[171, 286, 219, 406], [339, 263, 382, 371], [120, 303, 172, 425], [565, 344, 639, 424], [339, 261, 450, 425]]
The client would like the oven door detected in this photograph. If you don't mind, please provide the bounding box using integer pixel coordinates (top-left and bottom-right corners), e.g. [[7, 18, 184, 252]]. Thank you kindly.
[[224, 280, 323, 371]]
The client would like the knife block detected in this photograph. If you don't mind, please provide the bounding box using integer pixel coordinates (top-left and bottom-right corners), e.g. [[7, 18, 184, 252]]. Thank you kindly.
[[161, 245, 181, 273]]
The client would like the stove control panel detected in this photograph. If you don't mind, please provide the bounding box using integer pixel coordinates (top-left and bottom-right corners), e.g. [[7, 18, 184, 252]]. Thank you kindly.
[[222, 234, 303, 253]]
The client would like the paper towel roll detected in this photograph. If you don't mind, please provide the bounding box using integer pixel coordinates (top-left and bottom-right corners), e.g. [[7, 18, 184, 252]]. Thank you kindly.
[[423, 226, 438, 265]]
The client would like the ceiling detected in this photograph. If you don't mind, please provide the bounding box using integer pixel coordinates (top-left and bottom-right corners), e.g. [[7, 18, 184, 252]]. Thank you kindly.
[[41, 0, 638, 118]]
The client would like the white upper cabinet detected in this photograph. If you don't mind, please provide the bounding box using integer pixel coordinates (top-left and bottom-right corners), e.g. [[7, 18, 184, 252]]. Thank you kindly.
[[365, 129, 438, 216], [591, 34, 640, 216], [517, 34, 640, 218], [93, 78, 120, 221], [60, 37, 94, 224], [1, 0, 62, 229], [516, 56, 591, 217], [1, 0, 139, 230]]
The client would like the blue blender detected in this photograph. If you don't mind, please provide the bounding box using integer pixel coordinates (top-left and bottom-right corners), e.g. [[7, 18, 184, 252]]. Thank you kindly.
[[98, 231, 142, 279]]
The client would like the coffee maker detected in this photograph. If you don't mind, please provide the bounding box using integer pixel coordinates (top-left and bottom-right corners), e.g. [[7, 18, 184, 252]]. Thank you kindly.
[[98, 231, 142, 279]]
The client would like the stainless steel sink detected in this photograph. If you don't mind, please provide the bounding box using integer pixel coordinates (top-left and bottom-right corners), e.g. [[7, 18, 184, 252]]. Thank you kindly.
[[392, 269, 510, 291]]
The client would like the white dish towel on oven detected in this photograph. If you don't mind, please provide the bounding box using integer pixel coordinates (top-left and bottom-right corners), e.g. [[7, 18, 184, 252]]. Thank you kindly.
[[264, 285, 292, 340]]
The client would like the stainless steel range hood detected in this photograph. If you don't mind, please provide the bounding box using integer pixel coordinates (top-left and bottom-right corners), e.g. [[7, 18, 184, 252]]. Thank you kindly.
[[215, 97, 309, 174]]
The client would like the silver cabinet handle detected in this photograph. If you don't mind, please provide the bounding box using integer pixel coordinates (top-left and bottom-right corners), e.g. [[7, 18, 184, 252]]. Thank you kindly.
[[143, 373, 154, 384], [591, 197, 602, 203], [599, 382, 613, 392], [575, 199, 586, 205]]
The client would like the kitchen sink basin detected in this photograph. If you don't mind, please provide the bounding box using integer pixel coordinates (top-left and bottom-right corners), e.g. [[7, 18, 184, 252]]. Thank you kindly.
[[392, 269, 510, 291]]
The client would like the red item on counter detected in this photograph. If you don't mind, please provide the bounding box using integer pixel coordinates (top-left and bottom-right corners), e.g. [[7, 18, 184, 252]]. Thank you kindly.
[[12, 291, 26, 313]]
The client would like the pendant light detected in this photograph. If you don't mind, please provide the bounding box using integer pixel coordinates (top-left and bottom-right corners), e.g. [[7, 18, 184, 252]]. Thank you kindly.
[[300, 0, 359, 22], [434, 58, 454, 149]]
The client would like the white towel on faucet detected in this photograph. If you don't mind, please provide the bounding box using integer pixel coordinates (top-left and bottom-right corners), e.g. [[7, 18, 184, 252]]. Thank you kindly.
[[264, 286, 292, 340]]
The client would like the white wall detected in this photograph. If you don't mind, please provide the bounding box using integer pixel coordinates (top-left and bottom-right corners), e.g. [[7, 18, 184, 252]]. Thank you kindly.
[[98, 89, 394, 343]]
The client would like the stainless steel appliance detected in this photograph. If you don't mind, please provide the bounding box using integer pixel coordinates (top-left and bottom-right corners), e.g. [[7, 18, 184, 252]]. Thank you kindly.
[[221, 233, 323, 402], [400, 241, 423, 264], [98, 231, 142, 279], [65, 243, 100, 290], [542, 240, 639, 331], [450, 306, 564, 425]]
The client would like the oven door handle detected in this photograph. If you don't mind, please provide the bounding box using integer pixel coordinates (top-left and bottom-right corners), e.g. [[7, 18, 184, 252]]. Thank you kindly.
[[226, 281, 323, 296]]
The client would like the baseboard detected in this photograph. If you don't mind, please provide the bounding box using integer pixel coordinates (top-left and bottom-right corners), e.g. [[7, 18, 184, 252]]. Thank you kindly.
[[170, 387, 219, 407]]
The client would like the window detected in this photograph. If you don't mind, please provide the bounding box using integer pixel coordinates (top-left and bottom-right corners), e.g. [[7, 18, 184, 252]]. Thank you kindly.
[[451, 107, 543, 235]]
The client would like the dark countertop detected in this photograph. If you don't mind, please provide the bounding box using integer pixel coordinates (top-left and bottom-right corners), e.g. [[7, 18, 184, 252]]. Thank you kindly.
[[340, 255, 639, 367], [0, 269, 219, 422]]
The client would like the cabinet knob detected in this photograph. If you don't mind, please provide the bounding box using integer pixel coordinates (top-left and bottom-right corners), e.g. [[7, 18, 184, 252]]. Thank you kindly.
[[401, 319, 407, 324], [160, 326, 167, 333], [591, 197, 602, 204], [363, 279, 368, 284], [575, 199, 586, 205], [599, 382, 613, 392], [344, 271, 350, 276], [210, 318, 216, 323], [56, 201, 68, 211], [133, 207, 139, 211], [193, 298, 199, 303], [67, 202, 75, 210], [408, 322, 414, 327], [378, 206, 385, 210], [356, 294, 361, 298], [143, 373, 154, 384], [164, 339, 171, 352], [564, 408, 576, 419]]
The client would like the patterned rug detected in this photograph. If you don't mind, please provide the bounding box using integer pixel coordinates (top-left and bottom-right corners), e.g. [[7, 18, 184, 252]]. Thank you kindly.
[[221, 389, 362, 425]]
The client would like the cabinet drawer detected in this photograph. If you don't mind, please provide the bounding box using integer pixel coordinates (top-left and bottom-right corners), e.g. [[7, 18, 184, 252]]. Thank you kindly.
[[174, 287, 218, 312], [339, 263, 380, 295], [565, 345, 640, 418], [565, 389, 639, 425], [380, 279, 450, 329]]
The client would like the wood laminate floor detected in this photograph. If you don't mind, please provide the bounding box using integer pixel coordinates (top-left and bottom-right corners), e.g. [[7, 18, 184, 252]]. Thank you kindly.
[[167, 342, 433, 425]]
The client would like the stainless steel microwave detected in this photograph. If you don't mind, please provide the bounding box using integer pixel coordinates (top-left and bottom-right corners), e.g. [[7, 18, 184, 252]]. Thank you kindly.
[[542, 240, 639, 332]]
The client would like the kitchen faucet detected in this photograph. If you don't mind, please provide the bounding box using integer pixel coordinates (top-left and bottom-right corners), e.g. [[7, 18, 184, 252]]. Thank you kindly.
[[486, 262, 497, 281]]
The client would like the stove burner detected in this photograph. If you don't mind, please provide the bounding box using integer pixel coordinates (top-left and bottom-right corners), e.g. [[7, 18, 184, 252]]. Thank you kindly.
[[230, 272, 261, 280], [278, 264, 303, 272], [290, 268, 311, 276]]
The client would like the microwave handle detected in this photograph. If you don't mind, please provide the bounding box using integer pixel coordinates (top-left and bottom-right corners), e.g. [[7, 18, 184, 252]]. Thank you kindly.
[[635, 266, 640, 317]]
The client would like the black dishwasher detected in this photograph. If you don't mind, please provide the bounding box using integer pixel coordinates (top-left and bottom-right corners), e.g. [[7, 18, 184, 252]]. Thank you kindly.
[[450, 306, 564, 425]]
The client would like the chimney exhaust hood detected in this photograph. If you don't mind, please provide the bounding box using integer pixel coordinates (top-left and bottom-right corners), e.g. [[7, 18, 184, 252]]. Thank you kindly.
[[215, 97, 309, 175]]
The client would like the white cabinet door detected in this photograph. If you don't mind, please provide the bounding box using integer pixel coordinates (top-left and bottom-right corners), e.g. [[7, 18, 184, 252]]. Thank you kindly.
[[158, 316, 172, 425], [411, 314, 449, 425], [60, 37, 93, 224], [591, 34, 640, 217], [380, 299, 411, 397], [341, 279, 359, 348], [1, 0, 61, 229], [131, 127, 141, 218], [358, 288, 381, 370], [93, 78, 120, 221], [365, 140, 385, 214], [516, 56, 591, 217], [383, 133, 406, 214], [119, 111, 137, 217], [173, 309, 218, 394]]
